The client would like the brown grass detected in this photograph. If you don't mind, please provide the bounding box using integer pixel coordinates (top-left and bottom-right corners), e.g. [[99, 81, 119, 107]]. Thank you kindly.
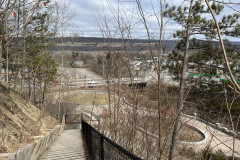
[[63, 92, 115, 105], [0, 83, 58, 153]]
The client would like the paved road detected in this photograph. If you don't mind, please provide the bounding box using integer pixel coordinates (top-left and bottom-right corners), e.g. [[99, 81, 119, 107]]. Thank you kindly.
[[39, 127, 86, 160], [71, 68, 102, 80], [59, 67, 104, 87], [59, 67, 178, 88]]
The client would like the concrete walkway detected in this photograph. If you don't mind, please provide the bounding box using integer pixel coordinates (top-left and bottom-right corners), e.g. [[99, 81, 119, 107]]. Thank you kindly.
[[39, 126, 86, 160], [121, 97, 240, 157], [182, 116, 240, 158]]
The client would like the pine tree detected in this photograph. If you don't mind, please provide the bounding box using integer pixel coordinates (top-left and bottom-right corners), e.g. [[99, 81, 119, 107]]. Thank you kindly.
[[23, 4, 58, 102], [163, 1, 240, 92], [163, 1, 240, 159]]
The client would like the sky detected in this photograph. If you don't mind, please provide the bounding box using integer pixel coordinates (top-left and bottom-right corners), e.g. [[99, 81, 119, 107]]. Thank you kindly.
[[61, 0, 240, 41]]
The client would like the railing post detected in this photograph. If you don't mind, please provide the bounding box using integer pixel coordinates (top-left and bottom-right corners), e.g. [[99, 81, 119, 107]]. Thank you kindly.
[[81, 113, 83, 123], [81, 113, 83, 130], [65, 114, 67, 124], [98, 119, 100, 131], [82, 120, 142, 160], [100, 136, 104, 160]]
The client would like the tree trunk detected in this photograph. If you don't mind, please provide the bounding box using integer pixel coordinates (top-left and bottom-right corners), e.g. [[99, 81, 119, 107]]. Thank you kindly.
[[0, 38, 2, 82], [0, 20, 3, 82], [169, 0, 193, 159], [33, 75, 36, 102], [205, 0, 240, 92], [28, 73, 32, 101], [157, 0, 163, 159], [21, 0, 26, 94], [115, 66, 121, 140], [42, 80, 47, 103]]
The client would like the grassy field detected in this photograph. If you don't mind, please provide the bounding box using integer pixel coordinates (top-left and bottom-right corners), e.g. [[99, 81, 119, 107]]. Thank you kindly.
[[63, 92, 115, 105]]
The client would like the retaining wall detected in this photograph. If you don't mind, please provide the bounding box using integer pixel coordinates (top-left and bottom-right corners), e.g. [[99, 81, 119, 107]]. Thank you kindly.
[[0, 115, 65, 160]]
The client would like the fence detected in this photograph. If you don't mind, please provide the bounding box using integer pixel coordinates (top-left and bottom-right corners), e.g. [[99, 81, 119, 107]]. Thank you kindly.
[[65, 114, 82, 124], [82, 120, 142, 160], [65, 113, 100, 130]]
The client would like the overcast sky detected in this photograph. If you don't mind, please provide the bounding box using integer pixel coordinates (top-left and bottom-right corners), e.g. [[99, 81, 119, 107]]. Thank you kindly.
[[62, 0, 240, 41]]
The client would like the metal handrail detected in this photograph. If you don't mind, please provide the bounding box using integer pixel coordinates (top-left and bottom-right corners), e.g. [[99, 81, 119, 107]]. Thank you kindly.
[[82, 120, 142, 160]]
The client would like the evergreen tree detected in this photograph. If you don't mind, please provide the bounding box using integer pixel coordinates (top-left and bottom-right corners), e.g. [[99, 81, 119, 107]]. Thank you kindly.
[[23, 3, 57, 102], [164, 1, 240, 159], [163, 1, 240, 92]]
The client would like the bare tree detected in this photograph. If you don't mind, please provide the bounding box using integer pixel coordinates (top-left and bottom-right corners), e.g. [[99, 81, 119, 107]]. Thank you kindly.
[[205, 0, 240, 93], [205, 0, 240, 158]]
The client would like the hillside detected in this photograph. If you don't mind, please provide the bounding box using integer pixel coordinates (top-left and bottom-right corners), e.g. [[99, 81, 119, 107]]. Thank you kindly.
[[0, 83, 58, 153]]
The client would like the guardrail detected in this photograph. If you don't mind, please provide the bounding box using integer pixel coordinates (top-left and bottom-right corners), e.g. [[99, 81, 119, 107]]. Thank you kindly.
[[82, 120, 142, 160]]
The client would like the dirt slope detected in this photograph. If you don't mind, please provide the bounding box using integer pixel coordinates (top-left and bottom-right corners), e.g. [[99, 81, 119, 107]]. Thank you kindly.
[[0, 83, 58, 153]]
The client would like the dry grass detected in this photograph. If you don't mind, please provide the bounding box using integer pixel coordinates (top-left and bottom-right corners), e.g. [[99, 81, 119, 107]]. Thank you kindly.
[[96, 83, 205, 159], [0, 83, 58, 153], [179, 125, 204, 142], [63, 92, 115, 105]]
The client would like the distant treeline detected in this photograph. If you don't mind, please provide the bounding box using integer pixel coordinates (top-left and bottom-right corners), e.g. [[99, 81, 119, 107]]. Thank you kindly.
[[52, 36, 163, 43], [10, 36, 240, 52], [52, 37, 178, 52]]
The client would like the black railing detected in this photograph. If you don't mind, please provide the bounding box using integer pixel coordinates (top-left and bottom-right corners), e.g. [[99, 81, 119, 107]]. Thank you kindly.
[[65, 114, 82, 124], [65, 113, 100, 128], [82, 120, 143, 160]]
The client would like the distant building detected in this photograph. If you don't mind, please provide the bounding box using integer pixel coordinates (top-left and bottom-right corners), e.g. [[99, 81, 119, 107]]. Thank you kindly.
[[72, 61, 84, 68]]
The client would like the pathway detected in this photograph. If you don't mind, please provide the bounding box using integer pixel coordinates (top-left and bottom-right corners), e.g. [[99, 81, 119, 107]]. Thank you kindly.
[[182, 116, 240, 158], [122, 97, 240, 157], [39, 126, 86, 160]]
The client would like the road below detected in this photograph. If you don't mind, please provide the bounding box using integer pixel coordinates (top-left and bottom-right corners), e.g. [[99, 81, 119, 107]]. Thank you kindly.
[[58, 68, 240, 157]]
